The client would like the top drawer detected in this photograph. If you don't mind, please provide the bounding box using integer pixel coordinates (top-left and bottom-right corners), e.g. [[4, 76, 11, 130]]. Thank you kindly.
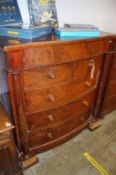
[[5, 38, 108, 70], [23, 56, 103, 91]]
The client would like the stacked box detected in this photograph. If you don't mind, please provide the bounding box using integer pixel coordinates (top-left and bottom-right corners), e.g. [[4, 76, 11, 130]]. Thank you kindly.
[[0, 0, 22, 25], [28, 0, 58, 27], [54, 25, 100, 40], [0, 33, 55, 46], [0, 0, 59, 46]]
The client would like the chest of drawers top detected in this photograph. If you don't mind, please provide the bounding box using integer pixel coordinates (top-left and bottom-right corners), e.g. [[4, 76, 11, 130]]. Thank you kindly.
[[4, 34, 112, 72]]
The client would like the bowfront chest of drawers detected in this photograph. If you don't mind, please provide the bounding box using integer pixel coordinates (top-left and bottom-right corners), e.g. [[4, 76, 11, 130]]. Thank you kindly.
[[4, 34, 116, 159]]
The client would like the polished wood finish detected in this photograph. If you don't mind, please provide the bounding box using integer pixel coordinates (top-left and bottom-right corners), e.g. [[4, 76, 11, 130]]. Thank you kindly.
[[96, 37, 116, 117], [0, 104, 22, 175], [4, 33, 116, 158]]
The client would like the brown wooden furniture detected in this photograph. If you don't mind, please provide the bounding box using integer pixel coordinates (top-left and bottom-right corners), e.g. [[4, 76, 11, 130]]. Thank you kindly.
[[4, 33, 116, 159], [0, 103, 22, 175], [100, 36, 116, 116], [93, 36, 116, 119]]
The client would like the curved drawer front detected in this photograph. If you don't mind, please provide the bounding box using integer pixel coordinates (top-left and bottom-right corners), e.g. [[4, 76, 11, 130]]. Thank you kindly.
[[5, 38, 107, 71], [23, 63, 73, 91], [28, 109, 90, 148], [23, 56, 102, 91], [23, 39, 107, 68], [26, 90, 96, 130], [24, 78, 97, 114]]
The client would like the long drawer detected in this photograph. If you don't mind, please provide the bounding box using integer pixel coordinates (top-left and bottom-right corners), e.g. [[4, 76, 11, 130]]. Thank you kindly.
[[5, 38, 107, 70], [24, 78, 97, 114], [24, 39, 107, 67], [28, 109, 90, 148], [23, 56, 102, 91], [26, 90, 96, 130]]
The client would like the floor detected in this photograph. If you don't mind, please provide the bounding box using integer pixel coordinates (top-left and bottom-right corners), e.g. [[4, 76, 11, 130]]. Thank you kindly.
[[24, 111, 116, 175]]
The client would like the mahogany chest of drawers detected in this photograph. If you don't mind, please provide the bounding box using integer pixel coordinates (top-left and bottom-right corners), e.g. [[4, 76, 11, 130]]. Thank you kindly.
[[0, 104, 22, 175], [4, 33, 116, 159]]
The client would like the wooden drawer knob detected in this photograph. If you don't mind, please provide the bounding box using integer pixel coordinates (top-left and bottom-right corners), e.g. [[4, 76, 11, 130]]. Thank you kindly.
[[47, 132, 53, 139], [48, 95, 55, 102], [48, 71, 55, 79], [85, 81, 91, 87], [83, 100, 89, 106], [48, 115, 54, 122]]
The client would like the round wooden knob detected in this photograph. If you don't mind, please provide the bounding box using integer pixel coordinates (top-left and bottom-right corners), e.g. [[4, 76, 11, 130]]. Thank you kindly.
[[48, 71, 55, 79], [47, 132, 53, 139], [83, 100, 89, 106], [48, 95, 55, 102], [48, 115, 54, 122]]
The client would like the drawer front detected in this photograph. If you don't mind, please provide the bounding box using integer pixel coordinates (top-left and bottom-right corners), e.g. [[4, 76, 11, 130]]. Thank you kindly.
[[106, 81, 116, 98], [26, 90, 96, 130], [23, 56, 102, 91], [22, 39, 107, 68], [6, 38, 108, 71], [28, 109, 90, 148], [73, 55, 102, 81], [110, 64, 116, 82], [23, 63, 73, 91], [24, 78, 97, 113]]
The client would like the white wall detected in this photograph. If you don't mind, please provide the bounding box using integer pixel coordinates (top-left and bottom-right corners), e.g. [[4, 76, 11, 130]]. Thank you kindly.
[[17, 0, 116, 33]]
